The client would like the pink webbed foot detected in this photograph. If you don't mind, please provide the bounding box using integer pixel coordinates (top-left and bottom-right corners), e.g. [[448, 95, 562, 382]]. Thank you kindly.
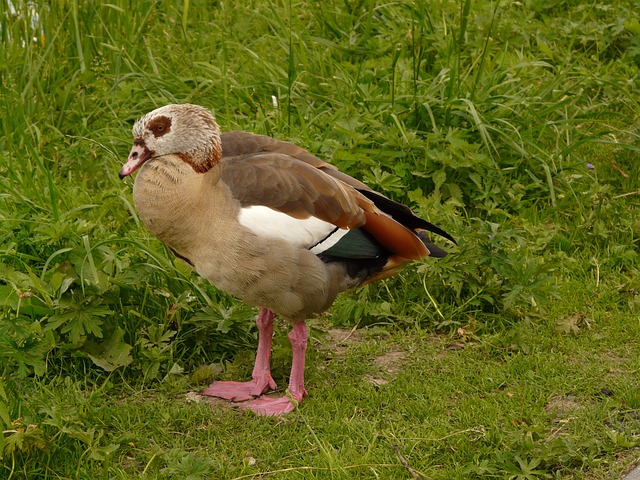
[[240, 389, 308, 416], [202, 307, 276, 402], [241, 322, 310, 416], [201, 376, 277, 402]]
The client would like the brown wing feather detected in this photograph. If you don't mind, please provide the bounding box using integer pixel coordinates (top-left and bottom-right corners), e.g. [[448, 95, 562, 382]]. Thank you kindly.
[[220, 130, 443, 263], [219, 152, 369, 229], [221, 131, 335, 170], [222, 131, 378, 192]]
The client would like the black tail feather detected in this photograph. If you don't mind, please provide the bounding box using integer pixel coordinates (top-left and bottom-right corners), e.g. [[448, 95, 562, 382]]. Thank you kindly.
[[417, 232, 448, 258], [358, 189, 456, 245]]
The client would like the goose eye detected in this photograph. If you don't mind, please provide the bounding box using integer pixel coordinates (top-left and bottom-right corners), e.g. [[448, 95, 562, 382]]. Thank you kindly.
[[147, 116, 172, 137]]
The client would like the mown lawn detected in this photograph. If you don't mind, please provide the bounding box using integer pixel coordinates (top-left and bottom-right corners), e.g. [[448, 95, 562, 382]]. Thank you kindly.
[[1, 0, 639, 478]]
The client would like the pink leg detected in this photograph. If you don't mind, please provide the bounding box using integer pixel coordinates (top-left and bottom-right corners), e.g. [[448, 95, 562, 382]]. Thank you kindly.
[[202, 308, 277, 402], [241, 321, 309, 416]]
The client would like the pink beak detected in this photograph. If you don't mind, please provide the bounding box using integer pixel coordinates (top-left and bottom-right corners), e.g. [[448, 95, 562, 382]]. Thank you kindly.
[[119, 141, 152, 179]]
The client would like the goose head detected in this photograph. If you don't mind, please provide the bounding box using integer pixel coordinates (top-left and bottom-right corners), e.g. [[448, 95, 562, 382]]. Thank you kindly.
[[119, 104, 222, 178]]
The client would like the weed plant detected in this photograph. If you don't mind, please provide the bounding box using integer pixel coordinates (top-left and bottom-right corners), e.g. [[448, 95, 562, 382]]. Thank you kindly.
[[0, 0, 639, 478]]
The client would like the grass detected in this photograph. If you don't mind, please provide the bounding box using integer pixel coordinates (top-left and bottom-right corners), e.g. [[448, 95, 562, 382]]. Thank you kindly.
[[1, 0, 640, 478]]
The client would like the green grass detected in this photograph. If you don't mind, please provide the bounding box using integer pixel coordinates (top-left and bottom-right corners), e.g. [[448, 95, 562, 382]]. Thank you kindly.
[[1, 0, 640, 478]]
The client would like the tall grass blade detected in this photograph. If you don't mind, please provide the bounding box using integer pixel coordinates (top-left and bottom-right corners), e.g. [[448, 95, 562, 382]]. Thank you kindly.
[[82, 235, 99, 290], [182, 0, 190, 35], [72, 0, 85, 72], [470, 0, 500, 101], [20, 17, 65, 102]]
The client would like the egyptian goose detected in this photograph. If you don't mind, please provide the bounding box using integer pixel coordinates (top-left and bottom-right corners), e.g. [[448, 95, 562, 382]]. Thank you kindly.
[[119, 104, 454, 416]]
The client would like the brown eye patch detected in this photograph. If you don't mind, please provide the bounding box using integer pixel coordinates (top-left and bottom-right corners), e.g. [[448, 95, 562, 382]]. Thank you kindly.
[[147, 116, 172, 137]]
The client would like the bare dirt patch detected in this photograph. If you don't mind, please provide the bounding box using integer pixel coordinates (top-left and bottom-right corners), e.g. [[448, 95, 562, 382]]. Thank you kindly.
[[545, 395, 583, 415], [320, 327, 365, 355], [367, 349, 408, 387], [314, 325, 409, 387]]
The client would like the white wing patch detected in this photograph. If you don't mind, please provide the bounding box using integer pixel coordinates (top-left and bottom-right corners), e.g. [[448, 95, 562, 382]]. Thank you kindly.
[[309, 228, 350, 254], [238, 206, 349, 252]]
